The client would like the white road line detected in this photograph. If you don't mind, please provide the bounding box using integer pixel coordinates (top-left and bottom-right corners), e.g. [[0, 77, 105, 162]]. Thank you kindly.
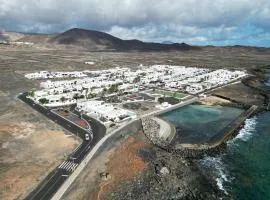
[[65, 162, 73, 171], [62, 162, 71, 169], [73, 145, 81, 153], [69, 163, 75, 171], [58, 161, 66, 168], [60, 161, 69, 169], [72, 163, 78, 171], [68, 162, 76, 171]]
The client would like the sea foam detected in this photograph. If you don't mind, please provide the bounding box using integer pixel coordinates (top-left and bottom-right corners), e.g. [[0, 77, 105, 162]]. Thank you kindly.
[[199, 117, 258, 195], [230, 116, 257, 143], [214, 117, 257, 193], [200, 156, 229, 194]]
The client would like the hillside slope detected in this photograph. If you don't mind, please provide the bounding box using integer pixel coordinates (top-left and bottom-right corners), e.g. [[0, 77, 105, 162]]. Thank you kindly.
[[49, 28, 197, 51]]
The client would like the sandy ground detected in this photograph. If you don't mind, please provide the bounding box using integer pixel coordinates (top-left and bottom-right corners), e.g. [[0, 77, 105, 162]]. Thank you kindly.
[[0, 72, 80, 200], [0, 110, 79, 200], [0, 46, 84, 200], [200, 95, 232, 105], [152, 117, 175, 142]]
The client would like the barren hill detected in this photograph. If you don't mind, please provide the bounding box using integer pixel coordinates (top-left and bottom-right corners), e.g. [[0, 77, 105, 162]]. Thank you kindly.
[[49, 28, 197, 51], [5, 28, 267, 52]]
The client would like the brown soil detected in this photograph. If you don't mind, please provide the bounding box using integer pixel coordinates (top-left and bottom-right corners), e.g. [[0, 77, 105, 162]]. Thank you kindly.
[[200, 95, 231, 106], [0, 163, 47, 200], [0, 120, 78, 200], [94, 135, 148, 200], [213, 82, 265, 106]]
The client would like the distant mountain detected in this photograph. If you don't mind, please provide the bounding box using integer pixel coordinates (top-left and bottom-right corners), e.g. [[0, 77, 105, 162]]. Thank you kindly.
[[49, 28, 198, 51], [49, 28, 122, 50], [0, 31, 25, 42], [0, 31, 54, 44], [2, 28, 269, 52], [162, 41, 174, 44], [17, 33, 54, 43]]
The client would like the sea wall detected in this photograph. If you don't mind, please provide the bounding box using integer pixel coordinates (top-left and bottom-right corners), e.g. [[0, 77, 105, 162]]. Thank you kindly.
[[164, 105, 259, 158]]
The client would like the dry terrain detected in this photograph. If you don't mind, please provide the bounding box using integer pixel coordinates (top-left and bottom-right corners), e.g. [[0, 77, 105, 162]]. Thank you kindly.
[[63, 129, 226, 200], [213, 82, 266, 106], [0, 44, 269, 199], [0, 97, 79, 200], [63, 132, 148, 200], [200, 95, 232, 105]]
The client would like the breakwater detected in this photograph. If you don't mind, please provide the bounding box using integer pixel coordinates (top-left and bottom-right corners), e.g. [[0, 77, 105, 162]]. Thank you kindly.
[[167, 105, 258, 158]]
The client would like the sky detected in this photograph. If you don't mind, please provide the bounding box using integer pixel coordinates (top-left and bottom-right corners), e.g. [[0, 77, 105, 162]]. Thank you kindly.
[[0, 0, 270, 47]]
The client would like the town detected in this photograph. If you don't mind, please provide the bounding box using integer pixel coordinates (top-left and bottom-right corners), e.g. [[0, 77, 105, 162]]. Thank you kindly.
[[25, 65, 247, 128]]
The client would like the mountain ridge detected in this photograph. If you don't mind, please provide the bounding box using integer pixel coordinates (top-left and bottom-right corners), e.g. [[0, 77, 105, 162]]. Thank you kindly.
[[48, 28, 197, 51], [2, 28, 269, 51]]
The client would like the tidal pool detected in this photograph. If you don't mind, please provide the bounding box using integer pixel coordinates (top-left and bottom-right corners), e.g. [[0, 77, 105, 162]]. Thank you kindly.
[[159, 104, 243, 145]]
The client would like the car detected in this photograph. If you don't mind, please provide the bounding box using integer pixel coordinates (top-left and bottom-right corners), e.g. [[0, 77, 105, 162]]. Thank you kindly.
[[85, 134, 90, 141]]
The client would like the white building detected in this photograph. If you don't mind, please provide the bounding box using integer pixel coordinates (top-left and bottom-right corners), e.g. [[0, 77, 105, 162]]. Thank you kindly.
[[76, 100, 136, 123]]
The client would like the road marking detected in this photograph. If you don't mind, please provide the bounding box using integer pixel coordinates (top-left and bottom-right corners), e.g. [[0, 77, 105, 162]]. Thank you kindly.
[[65, 162, 73, 170], [61, 161, 69, 169], [58, 161, 66, 168], [73, 145, 80, 152], [59, 161, 78, 172]]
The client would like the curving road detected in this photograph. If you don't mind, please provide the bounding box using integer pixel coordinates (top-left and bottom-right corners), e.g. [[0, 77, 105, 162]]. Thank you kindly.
[[18, 93, 106, 200]]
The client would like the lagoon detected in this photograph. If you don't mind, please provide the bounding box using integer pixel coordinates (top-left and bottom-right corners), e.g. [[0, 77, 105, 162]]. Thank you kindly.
[[159, 104, 243, 145]]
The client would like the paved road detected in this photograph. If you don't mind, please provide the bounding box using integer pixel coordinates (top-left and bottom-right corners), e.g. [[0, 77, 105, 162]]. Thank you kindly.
[[18, 93, 106, 200], [52, 97, 199, 200]]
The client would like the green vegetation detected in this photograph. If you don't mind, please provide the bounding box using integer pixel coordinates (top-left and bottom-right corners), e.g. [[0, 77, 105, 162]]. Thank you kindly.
[[108, 84, 119, 93], [87, 93, 96, 98], [38, 98, 49, 104], [155, 89, 186, 99]]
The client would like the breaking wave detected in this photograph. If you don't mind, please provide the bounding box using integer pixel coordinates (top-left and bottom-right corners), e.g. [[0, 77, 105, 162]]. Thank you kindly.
[[229, 116, 257, 144], [200, 156, 230, 195], [199, 117, 258, 195]]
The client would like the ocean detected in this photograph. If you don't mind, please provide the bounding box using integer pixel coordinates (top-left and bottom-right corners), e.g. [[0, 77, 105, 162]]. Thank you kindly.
[[199, 112, 270, 200]]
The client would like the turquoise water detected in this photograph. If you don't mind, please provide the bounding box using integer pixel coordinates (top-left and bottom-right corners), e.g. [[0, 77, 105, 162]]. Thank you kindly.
[[200, 112, 270, 200], [159, 104, 243, 144]]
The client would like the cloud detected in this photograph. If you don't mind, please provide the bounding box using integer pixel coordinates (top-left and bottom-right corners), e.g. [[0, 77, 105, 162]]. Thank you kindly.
[[0, 0, 269, 46]]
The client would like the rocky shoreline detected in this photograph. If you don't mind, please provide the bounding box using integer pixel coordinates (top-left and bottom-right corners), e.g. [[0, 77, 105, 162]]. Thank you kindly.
[[142, 118, 165, 147], [131, 69, 270, 199], [104, 135, 229, 200]]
